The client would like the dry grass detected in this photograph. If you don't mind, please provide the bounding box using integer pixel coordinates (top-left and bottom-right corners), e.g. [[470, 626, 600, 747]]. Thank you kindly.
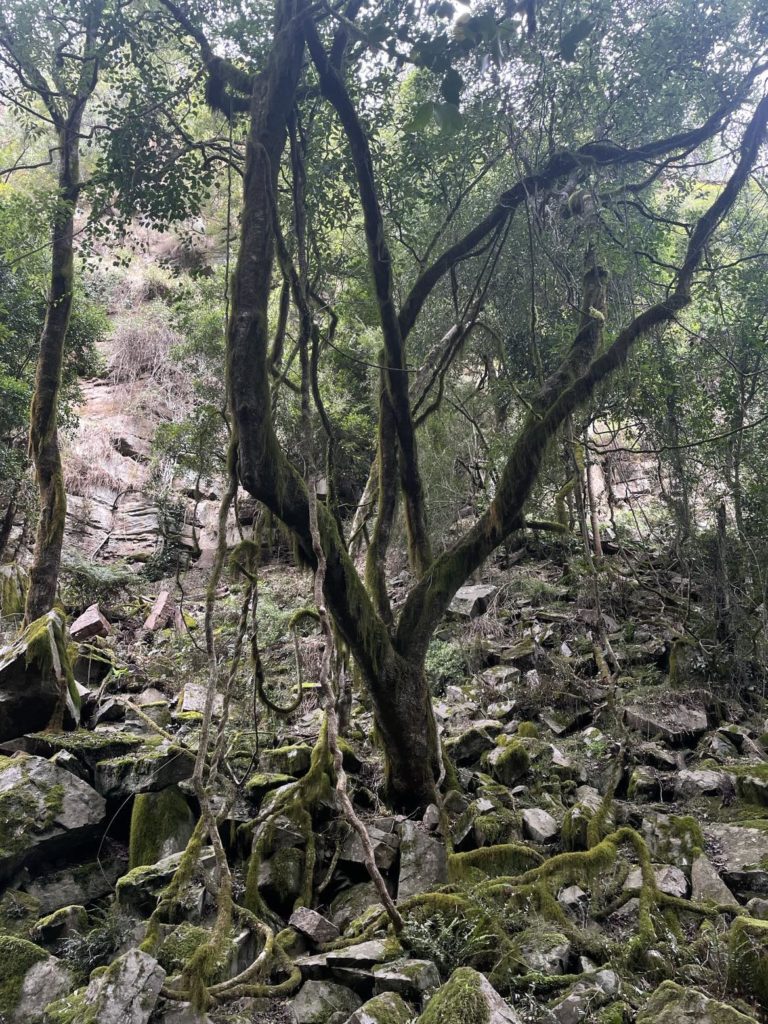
[[108, 304, 183, 386], [63, 425, 133, 497]]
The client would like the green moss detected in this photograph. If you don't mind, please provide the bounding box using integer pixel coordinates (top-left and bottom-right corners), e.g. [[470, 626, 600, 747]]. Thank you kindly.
[[158, 922, 234, 979], [728, 916, 768, 1009], [517, 721, 539, 738], [31, 904, 88, 939], [0, 756, 68, 861], [489, 741, 530, 785], [128, 786, 195, 869], [419, 966, 492, 1024], [0, 935, 48, 1016], [0, 889, 42, 938], [448, 842, 544, 883], [245, 772, 296, 801]]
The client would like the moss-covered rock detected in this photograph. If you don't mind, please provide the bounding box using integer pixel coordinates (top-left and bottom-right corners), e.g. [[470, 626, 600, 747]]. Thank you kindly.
[[486, 741, 530, 786], [636, 980, 758, 1023], [0, 935, 48, 1018], [417, 966, 518, 1023], [0, 889, 42, 938], [128, 785, 195, 868], [261, 743, 313, 777]]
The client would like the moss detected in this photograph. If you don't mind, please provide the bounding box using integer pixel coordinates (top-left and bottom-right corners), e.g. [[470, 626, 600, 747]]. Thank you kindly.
[[473, 807, 520, 845], [158, 922, 234, 979], [0, 566, 26, 617], [597, 1003, 629, 1024], [31, 904, 88, 939], [128, 785, 195, 869], [0, 756, 67, 861], [0, 935, 48, 1016], [517, 721, 540, 738], [23, 611, 78, 722], [0, 889, 42, 938], [489, 741, 530, 785], [419, 966, 492, 1024], [448, 842, 544, 883], [245, 771, 296, 801], [728, 916, 768, 1009]]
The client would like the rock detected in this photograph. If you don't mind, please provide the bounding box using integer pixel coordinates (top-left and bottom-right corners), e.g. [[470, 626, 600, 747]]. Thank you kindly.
[[0, 611, 74, 742], [142, 590, 174, 631], [0, 889, 42, 938], [728, 916, 768, 1010], [517, 929, 572, 974], [522, 808, 559, 843], [623, 695, 709, 745], [0, 936, 71, 1024], [562, 786, 608, 851], [0, 753, 105, 882], [128, 785, 196, 867], [558, 885, 588, 912], [262, 743, 313, 777], [449, 584, 498, 618], [550, 969, 620, 1024], [94, 741, 193, 799], [291, 980, 362, 1024], [26, 850, 126, 915], [705, 824, 768, 894], [116, 847, 215, 916], [445, 726, 496, 765], [91, 697, 125, 726], [675, 768, 733, 799], [69, 603, 111, 641], [290, 907, 340, 944], [636, 980, 758, 1023], [23, 728, 144, 771], [330, 883, 382, 932], [397, 820, 447, 900], [343, 991, 412, 1024], [625, 864, 688, 898], [258, 847, 305, 908], [326, 939, 390, 969], [487, 741, 530, 786], [746, 897, 768, 919], [44, 948, 165, 1024], [372, 958, 440, 999], [417, 966, 520, 1022], [245, 771, 297, 802], [422, 803, 441, 830], [691, 853, 738, 906], [341, 825, 399, 871], [175, 682, 223, 717]]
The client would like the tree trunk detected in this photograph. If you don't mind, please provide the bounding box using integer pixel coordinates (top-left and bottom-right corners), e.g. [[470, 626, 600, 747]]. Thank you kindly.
[[0, 480, 20, 561], [25, 117, 81, 622]]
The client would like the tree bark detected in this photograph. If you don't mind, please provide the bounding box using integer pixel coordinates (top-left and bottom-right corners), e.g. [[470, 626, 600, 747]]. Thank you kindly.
[[25, 117, 81, 621]]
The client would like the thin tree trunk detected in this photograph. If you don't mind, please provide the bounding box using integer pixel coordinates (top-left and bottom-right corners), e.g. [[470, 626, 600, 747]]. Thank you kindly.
[[0, 480, 20, 561], [25, 117, 81, 621]]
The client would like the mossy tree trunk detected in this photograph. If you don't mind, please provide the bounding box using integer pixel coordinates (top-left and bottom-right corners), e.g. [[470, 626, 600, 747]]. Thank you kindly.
[[173, 0, 768, 809]]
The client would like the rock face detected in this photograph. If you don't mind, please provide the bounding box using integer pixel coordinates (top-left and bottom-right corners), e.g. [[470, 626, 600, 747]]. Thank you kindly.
[[0, 612, 73, 742], [0, 936, 71, 1024], [636, 980, 758, 1023], [417, 967, 520, 1023], [44, 948, 165, 1024], [0, 754, 105, 882]]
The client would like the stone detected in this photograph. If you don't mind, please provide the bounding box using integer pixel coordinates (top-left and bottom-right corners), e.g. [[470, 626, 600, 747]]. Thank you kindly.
[[558, 885, 588, 912], [290, 907, 340, 944], [262, 743, 313, 777], [0, 753, 105, 882], [31, 905, 88, 944], [325, 939, 390, 969], [142, 590, 174, 631], [373, 958, 440, 998], [26, 850, 126, 915], [116, 847, 215, 915], [705, 824, 768, 894], [746, 897, 768, 919], [522, 808, 559, 843], [636, 980, 758, 1023], [397, 820, 447, 900], [449, 584, 498, 618], [517, 929, 571, 974], [486, 741, 530, 786], [69, 603, 111, 641], [44, 948, 165, 1024], [341, 825, 399, 871], [691, 853, 738, 906], [624, 864, 688, 898], [258, 847, 305, 907], [343, 991, 412, 1024], [245, 771, 297, 802], [291, 980, 362, 1024], [175, 682, 223, 717], [623, 695, 709, 744], [445, 726, 495, 765], [129, 786, 196, 867], [94, 741, 193, 799], [0, 611, 73, 742], [330, 883, 382, 932], [91, 697, 125, 726], [675, 768, 733, 799], [550, 969, 620, 1024], [417, 966, 520, 1022], [422, 804, 441, 830], [1, 939, 71, 1024]]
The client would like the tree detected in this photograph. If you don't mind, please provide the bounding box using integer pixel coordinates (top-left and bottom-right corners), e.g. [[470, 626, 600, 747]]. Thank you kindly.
[[142, 0, 768, 809], [0, 0, 115, 619]]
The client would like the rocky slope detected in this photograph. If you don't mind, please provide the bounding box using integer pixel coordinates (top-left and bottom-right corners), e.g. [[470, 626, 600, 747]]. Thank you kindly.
[[1, 548, 767, 1024]]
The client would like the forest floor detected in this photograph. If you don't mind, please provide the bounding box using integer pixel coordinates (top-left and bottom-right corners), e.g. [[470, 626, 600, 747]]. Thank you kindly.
[[2, 540, 768, 1024]]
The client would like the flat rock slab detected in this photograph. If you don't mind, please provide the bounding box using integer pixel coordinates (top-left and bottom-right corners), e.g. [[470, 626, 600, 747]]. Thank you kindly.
[[522, 808, 559, 843], [449, 584, 498, 618], [291, 979, 362, 1024], [625, 864, 687, 898], [373, 958, 440, 998], [325, 939, 391, 969], [290, 906, 340, 944], [0, 611, 70, 742], [94, 741, 193, 799], [0, 753, 105, 882], [691, 853, 739, 907], [623, 695, 709, 745], [704, 824, 768, 894], [143, 590, 175, 631]]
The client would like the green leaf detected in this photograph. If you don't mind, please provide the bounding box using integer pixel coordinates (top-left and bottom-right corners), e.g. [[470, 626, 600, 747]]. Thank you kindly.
[[440, 67, 464, 105], [560, 18, 594, 61], [407, 100, 436, 132], [434, 101, 463, 134]]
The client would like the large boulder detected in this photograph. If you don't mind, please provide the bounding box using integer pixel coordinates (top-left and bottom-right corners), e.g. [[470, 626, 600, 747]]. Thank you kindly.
[[397, 820, 447, 900], [290, 980, 362, 1024], [0, 753, 105, 882], [44, 948, 165, 1024], [704, 824, 768, 895], [343, 992, 412, 1024], [0, 612, 76, 742], [636, 980, 758, 1023], [623, 692, 710, 745]]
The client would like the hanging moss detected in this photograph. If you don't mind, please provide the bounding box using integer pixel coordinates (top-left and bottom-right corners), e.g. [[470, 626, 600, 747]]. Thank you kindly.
[[128, 786, 196, 869], [0, 935, 48, 1017]]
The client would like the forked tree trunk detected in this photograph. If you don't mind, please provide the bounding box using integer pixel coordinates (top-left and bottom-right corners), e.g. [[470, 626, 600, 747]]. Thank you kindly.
[[25, 119, 81, 621]]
